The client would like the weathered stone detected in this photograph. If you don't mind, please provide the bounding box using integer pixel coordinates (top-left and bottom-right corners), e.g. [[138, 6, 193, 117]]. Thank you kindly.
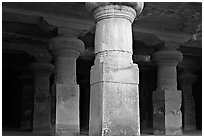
[[85, 2, 144, 17], [33, 93, 51, 132], [48, 36, 84, 135], [152, 47, 183, 135], [54, 84, 79, 135], [30, 62, 54, 134], [18, 74, 33, 130], [153, 90, 182, 135], [89, 64, 140, 136], [152, 48, 183, 91], [49, 36, 84, 84], [179, 72, 197, 130], [87, 2, 143, 136]]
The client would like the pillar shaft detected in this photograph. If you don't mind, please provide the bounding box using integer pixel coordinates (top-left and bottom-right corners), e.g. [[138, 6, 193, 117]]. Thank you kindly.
[[49, 36, 84, 135], [54, 56, 76, 84], [179, 72, 197, 130], [157, 64, 177, 90], [30, 62, 54, 134], [86, 3, 143, 136], [152, 48, 183, 135]]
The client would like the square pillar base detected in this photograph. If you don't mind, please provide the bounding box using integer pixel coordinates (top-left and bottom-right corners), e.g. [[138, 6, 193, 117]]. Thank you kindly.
[[33, 93, 51, 134], [183, 96, 196, 130], [153, 89, 183, 135], [33, 128, 52, 136], [89, 63, 140, 136], [53, 84, 80, 136], [21, 97, 33, 130]]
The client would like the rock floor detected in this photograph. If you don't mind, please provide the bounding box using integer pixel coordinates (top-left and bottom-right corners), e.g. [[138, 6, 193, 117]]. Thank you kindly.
[[2, 128, 202, 136]]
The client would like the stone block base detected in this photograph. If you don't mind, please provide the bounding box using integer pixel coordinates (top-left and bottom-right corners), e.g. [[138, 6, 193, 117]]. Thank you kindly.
[[33, 127, 52, 135], [33, 129, 52, 136], [89, 63, 140, 136], [153, 89, 183, 135], [55, 124, 80, 136], [33, 92, 51, 134], [54, 84, 80, 135], [183, 114, 196, 130], [21, 96, 33, 130], [183, 96, 196, 130]]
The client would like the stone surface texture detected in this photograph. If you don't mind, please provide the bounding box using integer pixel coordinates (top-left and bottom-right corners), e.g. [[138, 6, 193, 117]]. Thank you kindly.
[[48, 36, 84, 135], [86, 2, 144, 17], [152, 48, 183, 91], [87, 2, 143, 136], [18, 74, 34, 130], [152, 47, 183, 135], [29, 62, 54, 134], [49, 36, 84, 84], [179, 72, 197, 130]]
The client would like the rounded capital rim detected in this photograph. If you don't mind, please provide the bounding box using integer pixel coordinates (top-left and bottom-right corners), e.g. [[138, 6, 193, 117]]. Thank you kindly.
[[94, 4, 136, 23], [152, 49, 183, 64], [86, 2, 144, 16], [48, 36, 85, 54]]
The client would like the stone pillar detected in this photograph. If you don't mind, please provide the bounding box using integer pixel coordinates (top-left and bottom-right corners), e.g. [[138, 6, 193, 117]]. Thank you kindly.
[[48, 36, 85, 135], [86, 2, 144, 136], [178, 57, 200, 131], [152, 47, 183, 135], [30, 62, 54, 134], [179, 72, 196, 130], [18, 73, 34, 130]]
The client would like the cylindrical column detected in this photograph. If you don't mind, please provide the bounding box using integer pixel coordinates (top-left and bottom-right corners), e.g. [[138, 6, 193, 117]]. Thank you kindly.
[[49, 36, 84, 84], [48, 36, 84, 135], [179, 72, 196, 130], [153, 48, 183, 91], [178, 56, 201, 131], [86, 2, 144, 136], [152, 47, 183, 135], [30, 62, 54, 134]]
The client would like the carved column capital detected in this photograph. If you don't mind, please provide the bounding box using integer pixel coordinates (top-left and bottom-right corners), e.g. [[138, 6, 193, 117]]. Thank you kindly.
[[32, 50, 52, 63], [29, 62, 54, 78], [86, 2, 144, 23], [178, 56, 201, 73], [48, 36, 85, 58], [152, 47, 183, 91], [152, 48, 183, 66], [178, 72, 197, 86], [178, 56, 199, 84]]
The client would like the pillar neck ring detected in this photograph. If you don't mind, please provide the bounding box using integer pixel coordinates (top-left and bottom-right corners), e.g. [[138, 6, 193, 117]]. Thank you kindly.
[[93, 5, 136, 23], [95, 50, 133, 66]]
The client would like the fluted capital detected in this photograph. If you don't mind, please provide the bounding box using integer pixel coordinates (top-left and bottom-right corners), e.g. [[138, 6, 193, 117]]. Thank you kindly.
[[48, 36, 85, 58], [29, 62, 54, 77], [86, 2, 144, 23], [152, 49, 183, 66]]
